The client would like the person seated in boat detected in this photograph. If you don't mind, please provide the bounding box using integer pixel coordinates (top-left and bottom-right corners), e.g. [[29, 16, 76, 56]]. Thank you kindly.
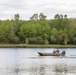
[[62, 51, 66, 54], [53, 50, 56, 53], [56, 49, 59, 53], [53, 49, 59, 53]]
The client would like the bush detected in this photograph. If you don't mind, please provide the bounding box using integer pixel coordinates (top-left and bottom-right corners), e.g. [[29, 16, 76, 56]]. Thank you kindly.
[[44, 39, 49, 45], [25, 38, 29, 44], [64, 39, 68, 45]]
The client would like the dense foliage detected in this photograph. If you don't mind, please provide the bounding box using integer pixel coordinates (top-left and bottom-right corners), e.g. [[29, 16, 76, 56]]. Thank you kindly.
[[0, 13, 76, 44]]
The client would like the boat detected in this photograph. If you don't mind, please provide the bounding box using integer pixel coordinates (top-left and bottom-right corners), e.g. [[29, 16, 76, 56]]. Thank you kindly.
[[37, 52, 65, 56]]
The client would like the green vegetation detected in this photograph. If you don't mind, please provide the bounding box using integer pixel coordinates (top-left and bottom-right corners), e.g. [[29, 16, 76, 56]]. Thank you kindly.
[[0, 13, 76, 45], [0, 44, 76, 48]]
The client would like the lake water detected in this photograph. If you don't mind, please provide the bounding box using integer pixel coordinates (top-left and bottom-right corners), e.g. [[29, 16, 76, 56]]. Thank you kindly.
[[0, 48, 76, 75]]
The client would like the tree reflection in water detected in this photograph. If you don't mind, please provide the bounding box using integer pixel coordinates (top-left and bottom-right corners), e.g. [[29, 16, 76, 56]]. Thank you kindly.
[[8, 62, 76, 75], [3, 63, 76, 75], [53, 63, 76, 75], [23, 63, 76, 75]]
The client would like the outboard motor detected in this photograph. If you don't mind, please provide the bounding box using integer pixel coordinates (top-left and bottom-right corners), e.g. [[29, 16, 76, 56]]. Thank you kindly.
[[62, 51, 66, 54]]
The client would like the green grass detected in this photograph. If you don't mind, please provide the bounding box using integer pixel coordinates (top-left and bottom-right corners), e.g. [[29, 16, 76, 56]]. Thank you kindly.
[[0, 44, 76, 48], [26, 44, 76, 48], [0, 44, 26, 48]]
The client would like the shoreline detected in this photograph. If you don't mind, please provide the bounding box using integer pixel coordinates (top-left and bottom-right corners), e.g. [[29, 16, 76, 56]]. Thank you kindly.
[[0, 44, 76, 48]]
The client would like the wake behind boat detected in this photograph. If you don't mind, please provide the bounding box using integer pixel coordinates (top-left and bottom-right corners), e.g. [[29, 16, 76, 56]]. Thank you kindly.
[[38, 50, 66, 56]]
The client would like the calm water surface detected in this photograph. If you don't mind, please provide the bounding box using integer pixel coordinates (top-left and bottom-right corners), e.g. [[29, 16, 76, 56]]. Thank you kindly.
[[0, 48, 76, 75]]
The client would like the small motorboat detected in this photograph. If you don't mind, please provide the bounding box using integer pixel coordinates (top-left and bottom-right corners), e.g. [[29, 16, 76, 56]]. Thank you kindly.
[[37, 52, 65, 56]]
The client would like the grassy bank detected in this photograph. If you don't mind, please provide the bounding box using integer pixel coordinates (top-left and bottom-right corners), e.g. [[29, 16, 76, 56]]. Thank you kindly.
[[0, 44, 76, 48], [26, 44, 76, 48]]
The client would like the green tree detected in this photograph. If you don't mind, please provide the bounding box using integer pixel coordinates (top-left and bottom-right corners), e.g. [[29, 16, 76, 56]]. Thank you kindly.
[[50, 28, 58, 44], [0, 20, 10, 43], [39, 13, 47, 21], [30, 13, 38, 20], [13, 14, 21, 35], [54, 14, 69, 30], [19, 23, 37, 43], [14, 14, 20, 21]]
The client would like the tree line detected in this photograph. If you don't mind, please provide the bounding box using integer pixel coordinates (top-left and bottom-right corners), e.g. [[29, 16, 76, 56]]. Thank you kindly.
[[0, 13, 76, 45]]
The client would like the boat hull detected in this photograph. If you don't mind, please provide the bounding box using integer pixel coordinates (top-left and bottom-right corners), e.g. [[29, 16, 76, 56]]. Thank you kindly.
[[38, 52, 65, 56]]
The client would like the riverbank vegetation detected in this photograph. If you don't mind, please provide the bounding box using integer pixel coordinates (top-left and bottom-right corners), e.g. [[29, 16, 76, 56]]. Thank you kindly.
[[0, 13, 76, 45], [0, 44, 76, 48]]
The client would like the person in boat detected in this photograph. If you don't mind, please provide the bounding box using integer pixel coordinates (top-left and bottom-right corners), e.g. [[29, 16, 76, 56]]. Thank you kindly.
[[53, 50, 56, 53], [56, 49, 59, 53], [53, 49, 59, 53], [62, 51, 66, 54]]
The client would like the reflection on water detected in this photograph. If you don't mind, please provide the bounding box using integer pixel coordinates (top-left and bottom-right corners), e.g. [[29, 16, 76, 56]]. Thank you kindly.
[[53, 63, 76, 75], [0, 63, 76, 75], [0, 48, 76, 75]]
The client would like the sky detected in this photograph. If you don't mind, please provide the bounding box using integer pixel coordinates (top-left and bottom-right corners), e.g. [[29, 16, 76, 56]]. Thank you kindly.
[[0, 0, 76, 20]]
